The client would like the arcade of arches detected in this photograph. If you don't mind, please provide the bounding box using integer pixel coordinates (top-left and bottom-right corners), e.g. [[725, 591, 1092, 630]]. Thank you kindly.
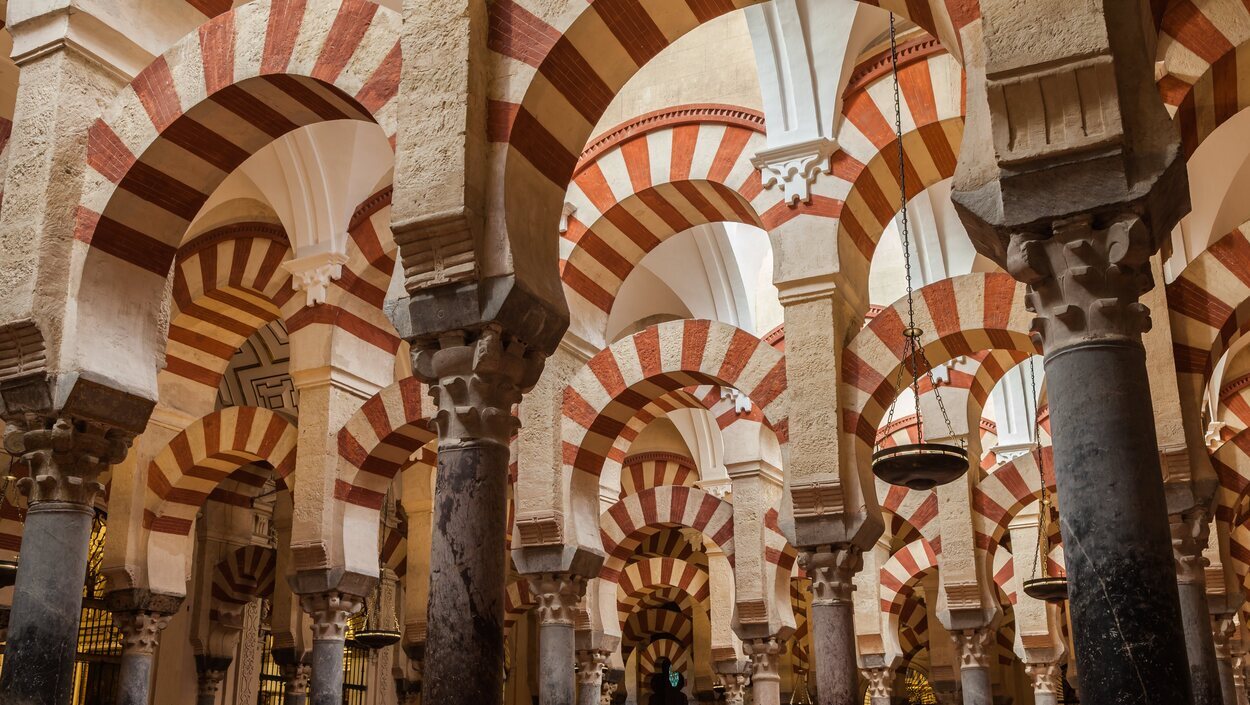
[[1, 1, 1249, 705]]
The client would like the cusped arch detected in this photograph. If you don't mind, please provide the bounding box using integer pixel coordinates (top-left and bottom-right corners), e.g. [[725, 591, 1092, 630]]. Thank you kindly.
[[69, 0, 401, 402]]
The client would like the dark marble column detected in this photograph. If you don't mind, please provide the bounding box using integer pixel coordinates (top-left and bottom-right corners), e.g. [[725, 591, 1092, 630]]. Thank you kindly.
[[800, 547, 861, 705], [529, 573, 584, 705], [952, 628, 992, 705], [1173, 509, 1223, 705], [409, 327, 542, 705], [0, 417, 129, 705], [576, 649, 610, 705], [112, 609, 173, 705], [300, 591, 363, 705]]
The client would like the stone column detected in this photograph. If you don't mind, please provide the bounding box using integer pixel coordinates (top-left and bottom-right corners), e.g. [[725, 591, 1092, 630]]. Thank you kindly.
[[112, 610, 172, 705], [719, 671, 749, 705], [1024, 662, 1062, 705], [800, 546, 861, 705], [1234, 651, 1248, 705], [281, 661, 313, 705], [529, 573, 585, 705], [301, 591, 364, 705], [1174, 508, 1223, 705], [952, 0, 1194, 702], [600, 679, 620, 705], [576, 649, 610, 705], [196, 661, 230, 705], [743, 637, 785, 705], [0, 417, 129, 705], [952, 628, 992, 705], [862, 667, 893, 705], [410, 327, 541, 705], [1214, 616, 1238, 705]]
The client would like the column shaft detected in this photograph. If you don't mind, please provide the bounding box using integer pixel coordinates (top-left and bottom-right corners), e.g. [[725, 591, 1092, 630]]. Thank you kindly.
[[0, 502, 94, 705], [310, 638, 345, 705], [1174, 510, 1221, 705], [116, 651, 155, 705], [744, 638, 784, 705], [539, 622, 575, 705], [959, 667, 991, 705], [424, 443, 509, 705], [1046, 342, 1192, 704], [112, 609, 173, 705], [811, 601, 856, 705]]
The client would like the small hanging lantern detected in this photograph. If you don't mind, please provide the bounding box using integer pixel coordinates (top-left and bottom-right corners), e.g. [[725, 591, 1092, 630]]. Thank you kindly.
[[1020, 360, 1068, 604], [353, 577, 402, 650], [870, 15, 968, 492]]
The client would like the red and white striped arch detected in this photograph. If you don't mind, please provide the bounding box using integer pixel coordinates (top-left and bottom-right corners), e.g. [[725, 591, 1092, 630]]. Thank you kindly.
[[492, 0, 969, 310], [879, 538, 938, 615], [606, 388, 709, 470], [79, 0, 399, 278], [211, 544, 277, 607], [842, 273, 1037, 478], [146, 406, 297, 536], [616, 556, 710, 626], [1168, 224, 1250, 408], [972, 449, 1055, 552], [1218, 372, 1250, 433], [1155, 1, 1250, 155], [336, 376, 437, 510], [600, 485, 735, 581], [833, 49, 965, 290], [638, 638, 691, 683], [632, 527, 701, 563], [620, 452, 698, 498], [562, 106, 769, 337], [165, 224, 296, 403], [563, 319, 787, 486], [623, 608, 694, 649]]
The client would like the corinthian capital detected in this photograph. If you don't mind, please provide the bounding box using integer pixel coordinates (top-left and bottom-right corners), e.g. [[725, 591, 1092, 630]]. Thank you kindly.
[[576, 649, 608, 685], [3, 415, 130, 505], [952, 628, 992, 670], [862, 666, 894, 699], [528, 573, 586, 626], [412, 325, 545, 447], [1024, 661, 1061, 694], [300, 591, 364, 641], [743, 637, 785, 681], [799, 545, 862, 606], [113, 610, 171, 656], [1005, 214, 1156, 352], [1170, 507, 1212, 586]]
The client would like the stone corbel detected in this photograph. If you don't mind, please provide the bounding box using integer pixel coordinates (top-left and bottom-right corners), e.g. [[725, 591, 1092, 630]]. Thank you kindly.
[[281, 250, 350, 307], [559, 202, 578, 234], [752, 137, 836, 205]]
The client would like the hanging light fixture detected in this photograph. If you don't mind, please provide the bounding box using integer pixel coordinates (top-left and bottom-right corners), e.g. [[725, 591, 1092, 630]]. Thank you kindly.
[[1021, 360, 1068, 604], [870, 14, 969, 492], [353, 571, 402, 650]]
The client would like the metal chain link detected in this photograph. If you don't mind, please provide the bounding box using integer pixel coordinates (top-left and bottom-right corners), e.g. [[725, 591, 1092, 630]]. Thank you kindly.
[[1027, 357, 1048, 580]]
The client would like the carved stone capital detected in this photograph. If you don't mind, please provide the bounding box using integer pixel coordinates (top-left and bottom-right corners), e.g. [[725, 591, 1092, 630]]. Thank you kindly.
[[282, 662, 313, 695], [281, 250, 349, 307], [197, 667, 228, 696], [112, 610, 171, 656], [752, 137, 835, 205], [599, 679, 618, 705], [300, 591, 364, 641], [1170, 507, 1212, 586], [719, 672, 749, 705], [3, 415, 131, 506], [862, 666, 894, 699], [799, 545, 862, 606], [952, 628, 992, 670], [743, 637, 785, 681], [1024, 661, 1062, 694], [576, 649, 609, 685], [1006, 214, 1156, 353], [412, 325, 544, 447], [528, 573, 586, 626], [1213, 615, 1237, 661]]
